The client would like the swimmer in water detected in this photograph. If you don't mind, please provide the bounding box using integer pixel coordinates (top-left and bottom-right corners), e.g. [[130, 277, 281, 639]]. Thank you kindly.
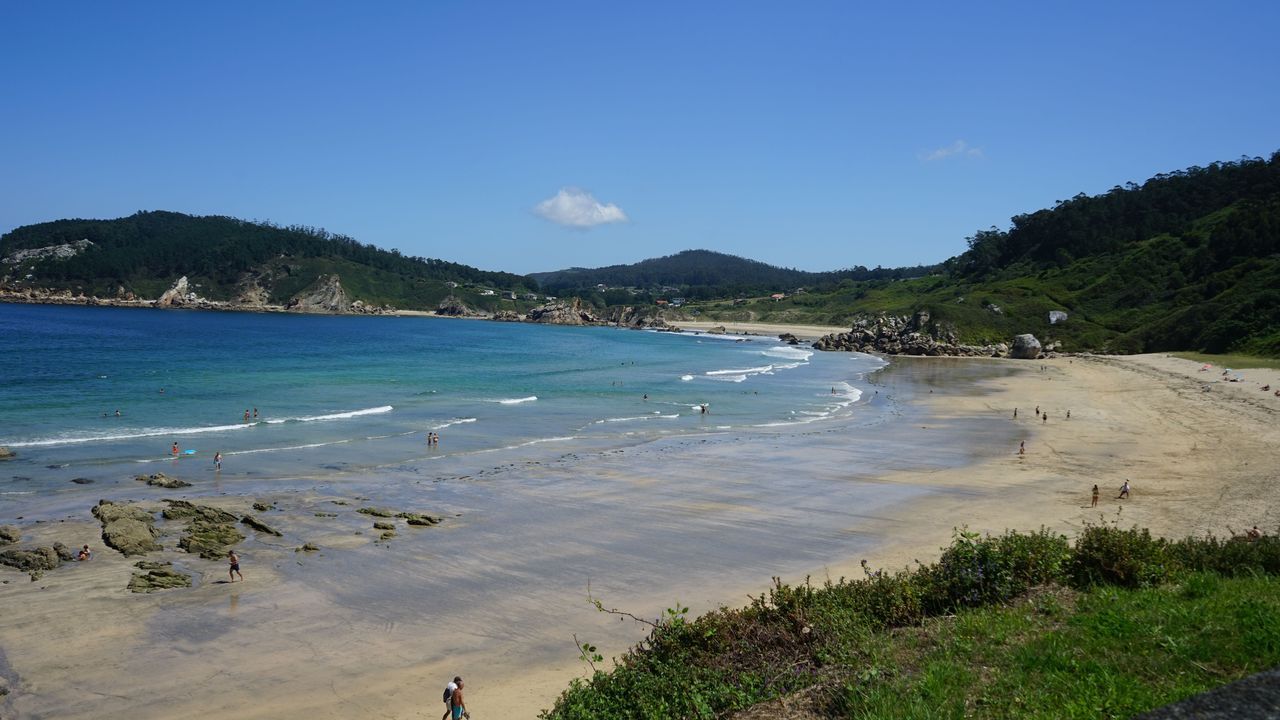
[[172, 442, 179, 456]]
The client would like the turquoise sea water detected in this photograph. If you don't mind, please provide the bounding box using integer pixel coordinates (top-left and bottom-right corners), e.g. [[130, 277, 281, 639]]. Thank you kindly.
[[1, 304, 886, 495]]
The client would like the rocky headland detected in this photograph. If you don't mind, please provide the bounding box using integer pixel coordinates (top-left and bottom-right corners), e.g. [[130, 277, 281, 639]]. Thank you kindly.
[[812, 311, 1057, 359]]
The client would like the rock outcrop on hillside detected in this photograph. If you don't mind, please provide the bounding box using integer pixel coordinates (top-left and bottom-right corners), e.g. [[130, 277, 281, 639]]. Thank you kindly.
[[525, 298, 599, 325], [813, 311, 1009, 357], [2, 239, 94, 265], [601, 305, 671, 329], [435, 296, 487, 317], [155, 276, 214, 308], [288, 274, 350, 313]]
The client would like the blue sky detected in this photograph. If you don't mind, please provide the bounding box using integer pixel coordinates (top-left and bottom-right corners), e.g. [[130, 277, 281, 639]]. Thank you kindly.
[[2, 1, 1277, 275]]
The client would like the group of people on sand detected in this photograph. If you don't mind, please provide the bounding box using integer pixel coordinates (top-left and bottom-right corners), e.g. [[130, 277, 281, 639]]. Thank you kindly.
[[441, 676, 469, 719], [1090, 481, 1131, 506]]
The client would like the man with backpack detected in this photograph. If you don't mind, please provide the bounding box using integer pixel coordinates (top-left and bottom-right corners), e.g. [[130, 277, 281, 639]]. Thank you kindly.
[[442, 676, 468, 720]]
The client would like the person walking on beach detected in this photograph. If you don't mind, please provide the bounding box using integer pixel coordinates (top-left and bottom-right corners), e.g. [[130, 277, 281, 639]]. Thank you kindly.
[[441, 676, 462, 720], [1117, 480, 1131, 500], [214, 452, 223, 471], [449, 679, 468, 719], [228, 550, 243, 582], [1013, 407, 1018, 418], [1091, 484, 1099, 507]]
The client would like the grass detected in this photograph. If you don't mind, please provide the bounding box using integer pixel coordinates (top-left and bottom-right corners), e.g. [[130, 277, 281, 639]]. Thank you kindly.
[[1171, 352, 1280, 370], [843, 575, 1280, 719], [541, 526, 1280, 720]]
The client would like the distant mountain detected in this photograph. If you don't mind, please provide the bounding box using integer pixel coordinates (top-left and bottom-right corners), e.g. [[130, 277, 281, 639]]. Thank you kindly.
[[531, 249, 936, 298], [0, 211, 530, 311]]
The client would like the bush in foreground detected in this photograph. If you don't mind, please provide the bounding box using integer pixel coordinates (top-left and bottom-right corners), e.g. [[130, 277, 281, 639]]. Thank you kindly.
[[542, 525, 1280, 719]]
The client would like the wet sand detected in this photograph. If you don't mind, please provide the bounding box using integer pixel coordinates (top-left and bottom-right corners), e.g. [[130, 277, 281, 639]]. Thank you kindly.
[[2, 354, 1278, 718]]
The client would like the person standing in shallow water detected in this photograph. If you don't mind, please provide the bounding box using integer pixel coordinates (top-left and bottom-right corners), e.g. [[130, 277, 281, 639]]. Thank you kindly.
[[228, 550, 243, 582]]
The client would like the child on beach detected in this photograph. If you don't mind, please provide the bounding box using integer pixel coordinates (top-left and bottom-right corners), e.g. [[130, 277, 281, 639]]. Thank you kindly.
[[1117, 480, 1130, 500], [228, 550, 243, 582], [214, 452, 222, 471], [78, 544, 92, 561]]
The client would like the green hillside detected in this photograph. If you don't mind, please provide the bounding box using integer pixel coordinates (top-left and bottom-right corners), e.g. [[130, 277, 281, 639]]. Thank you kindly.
[[691, 153, 1280, 356], [531, 249, 936, 300], [0, 211, 532, 310]]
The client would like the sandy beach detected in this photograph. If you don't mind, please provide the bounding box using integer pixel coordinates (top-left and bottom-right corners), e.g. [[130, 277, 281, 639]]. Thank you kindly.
[[2, 353, 1278, 719]]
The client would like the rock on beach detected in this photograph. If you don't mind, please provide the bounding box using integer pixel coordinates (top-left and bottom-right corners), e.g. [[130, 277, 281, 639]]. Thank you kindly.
[[92, 500, 162, 556]]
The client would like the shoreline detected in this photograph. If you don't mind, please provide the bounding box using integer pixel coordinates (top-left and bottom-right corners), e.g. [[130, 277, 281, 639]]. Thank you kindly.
[[1, 353, 1277, 718]]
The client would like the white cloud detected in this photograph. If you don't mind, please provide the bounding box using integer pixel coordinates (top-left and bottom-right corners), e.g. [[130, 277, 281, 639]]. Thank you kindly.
[[534, 187, 628, 228], [919, 140, 984, 162]]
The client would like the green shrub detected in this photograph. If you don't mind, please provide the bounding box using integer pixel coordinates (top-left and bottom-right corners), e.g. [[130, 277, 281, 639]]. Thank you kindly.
[[1070, 525, 1176, 588]]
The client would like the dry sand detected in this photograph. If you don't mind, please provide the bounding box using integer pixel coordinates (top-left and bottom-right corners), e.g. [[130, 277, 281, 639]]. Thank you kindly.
[[2, 353, 1278, 719]]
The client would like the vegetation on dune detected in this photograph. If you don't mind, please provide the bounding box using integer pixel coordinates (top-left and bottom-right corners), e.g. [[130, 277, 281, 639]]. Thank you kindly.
[[542, 524, 1280, 719]]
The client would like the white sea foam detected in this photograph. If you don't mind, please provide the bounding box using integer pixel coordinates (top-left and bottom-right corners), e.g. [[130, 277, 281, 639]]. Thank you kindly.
[[706, 365, 773, 376], [265, 405, 394, 423], [762, 346, 813, 361], [594, 414, 680, 424], [680, 374, 694, 381], [708, 374, 748, 383], [430, 417, 477, 430], [495, 396, 538, 405], [227, 440, 353, 456], [7, 422, 259, 448]]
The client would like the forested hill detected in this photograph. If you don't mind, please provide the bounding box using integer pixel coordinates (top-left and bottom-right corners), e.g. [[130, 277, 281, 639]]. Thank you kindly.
[[531, 249, 936, 299], [0, 211, 528, 308], [696, 152, 1280, 356]]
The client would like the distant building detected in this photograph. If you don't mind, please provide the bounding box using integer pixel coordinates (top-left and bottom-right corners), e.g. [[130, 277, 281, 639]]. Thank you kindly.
[[596, 283, 608, 291], [655, 299, 669, 306], [544, 296, 557, 302], [770, 293, 786, 301], [671, 297, 686, 307], [503, 291, 517, 300], [523, 293, 538, 301], [445, 281, 458, 288], [479, 289, 495, 296]]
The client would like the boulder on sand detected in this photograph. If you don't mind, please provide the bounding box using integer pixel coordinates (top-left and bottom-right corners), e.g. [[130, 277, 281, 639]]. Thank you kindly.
[[136, 473, 192, 489], [1010, 334, 1043, 360], [241, 514, 282, 536], [92, 500, 161, 556], [0, 526, 19, 546], [162, 500, 237, 523], [128, 564, 192, 593], [0, 447, 14, 460], [0, 546, 61, 572], [397, 512, 443, 527]]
